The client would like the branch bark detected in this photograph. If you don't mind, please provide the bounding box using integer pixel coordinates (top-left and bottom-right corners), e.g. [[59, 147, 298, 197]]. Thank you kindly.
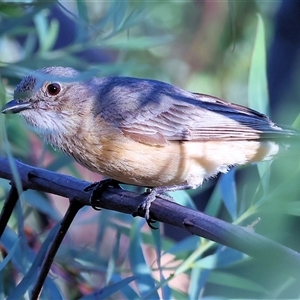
[[1, 156, 300, 279]]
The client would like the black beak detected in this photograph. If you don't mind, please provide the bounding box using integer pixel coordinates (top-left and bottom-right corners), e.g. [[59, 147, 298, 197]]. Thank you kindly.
[[1, 100, 31, 114]]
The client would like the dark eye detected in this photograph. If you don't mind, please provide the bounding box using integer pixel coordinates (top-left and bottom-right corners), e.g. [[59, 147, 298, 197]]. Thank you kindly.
[[47, 83, 61, 96]]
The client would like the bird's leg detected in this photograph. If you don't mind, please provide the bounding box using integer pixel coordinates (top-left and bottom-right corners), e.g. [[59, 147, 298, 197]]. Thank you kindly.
[[85, 179, 122, 210], [138, 183, 198, 220]]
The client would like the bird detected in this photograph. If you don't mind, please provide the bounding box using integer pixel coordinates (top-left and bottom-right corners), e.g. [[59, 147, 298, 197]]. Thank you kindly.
[[1, 66, 299, 219]]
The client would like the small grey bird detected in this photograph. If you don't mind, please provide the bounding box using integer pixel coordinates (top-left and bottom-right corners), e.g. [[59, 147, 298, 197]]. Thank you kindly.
[[1, 66, 299, 218]]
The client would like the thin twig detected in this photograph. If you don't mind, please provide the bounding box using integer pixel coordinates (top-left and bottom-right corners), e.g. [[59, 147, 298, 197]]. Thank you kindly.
[[0, 185, 19, 239], [30, 199, 84, 300]]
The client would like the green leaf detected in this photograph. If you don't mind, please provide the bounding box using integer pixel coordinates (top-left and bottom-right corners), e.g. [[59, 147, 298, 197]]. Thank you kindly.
[[283, 201, 300, 216], [169, 189, 197, 210], [79, 276, 138, 300], [248, 14, 270, 188], [34, 10, 59, 53], [292, 113, 300, 130], [166, 236, 200, 257], [101, 35, 174, 50], [0, 3, 25, 17], [129, 219, 158, 298], [189, 267, 210, 299], [5, 223, 62, 300], [204, 182, 222, 217], [208, 271, 267, 293], [248, 14, 268, 114], [22, 190, 61, 221], [219, 169, 237, 220], [0, 237, 20, 272]]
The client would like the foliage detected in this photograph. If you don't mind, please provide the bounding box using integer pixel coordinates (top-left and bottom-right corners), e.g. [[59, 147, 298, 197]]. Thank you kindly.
[[0, 0, 300, 299]]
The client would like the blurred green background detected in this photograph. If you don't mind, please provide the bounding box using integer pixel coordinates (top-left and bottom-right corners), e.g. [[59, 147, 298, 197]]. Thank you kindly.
[[0, 0, 300, 299]]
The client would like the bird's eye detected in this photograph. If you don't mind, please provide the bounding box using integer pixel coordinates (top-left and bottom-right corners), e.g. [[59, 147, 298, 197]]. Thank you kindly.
[[47, 83, 61, 96]]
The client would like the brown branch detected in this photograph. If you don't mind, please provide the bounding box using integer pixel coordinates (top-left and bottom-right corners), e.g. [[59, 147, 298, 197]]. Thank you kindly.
[[1, 156, 300, 280], [0, 184, 19, 238], [30, 199, 84, 300]]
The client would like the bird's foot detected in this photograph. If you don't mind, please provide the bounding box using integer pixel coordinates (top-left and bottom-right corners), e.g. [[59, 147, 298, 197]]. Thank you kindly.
[[134, 187, 174, 228], [84, 179, 121, 210], [140, 187, 174, 219], [135, 183, 198, 227]]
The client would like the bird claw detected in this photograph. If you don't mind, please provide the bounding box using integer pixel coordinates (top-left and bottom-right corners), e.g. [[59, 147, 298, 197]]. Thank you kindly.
[[139, 189, 157, 220], [147, 218, 158, 229], [134, 187, 174, 227], [133, 194, 158, 229], [85, 179, 121, 210]]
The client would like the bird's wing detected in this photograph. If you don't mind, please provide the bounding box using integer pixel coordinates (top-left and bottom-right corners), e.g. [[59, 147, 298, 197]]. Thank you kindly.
[[119, 92, 292, 146], [96, 77, 296, 146]]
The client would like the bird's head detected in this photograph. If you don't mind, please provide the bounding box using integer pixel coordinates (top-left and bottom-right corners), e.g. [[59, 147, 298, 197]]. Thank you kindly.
[[1, 67, 92, 136]]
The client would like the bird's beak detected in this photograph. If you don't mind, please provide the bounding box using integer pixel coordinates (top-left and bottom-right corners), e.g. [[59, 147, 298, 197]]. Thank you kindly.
[[1, 99, 31, 114]]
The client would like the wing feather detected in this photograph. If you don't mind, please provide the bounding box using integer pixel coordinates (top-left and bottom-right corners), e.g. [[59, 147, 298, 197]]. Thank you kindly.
[[95, 77, 297, 146]]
